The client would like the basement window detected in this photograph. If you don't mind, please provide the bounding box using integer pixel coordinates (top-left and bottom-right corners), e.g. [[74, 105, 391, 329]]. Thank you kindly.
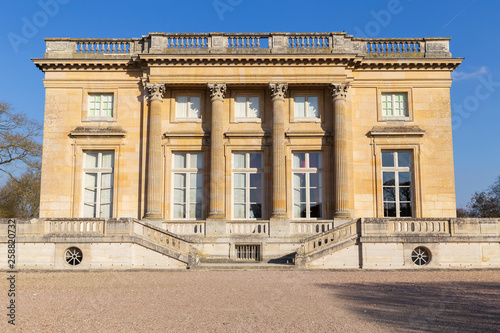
[[65, 247, 83, 266], [236, 244, 261, 262]]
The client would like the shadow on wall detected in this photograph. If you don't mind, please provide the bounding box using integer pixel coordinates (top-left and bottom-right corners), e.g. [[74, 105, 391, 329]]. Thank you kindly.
[[317, 281, 500, 332]]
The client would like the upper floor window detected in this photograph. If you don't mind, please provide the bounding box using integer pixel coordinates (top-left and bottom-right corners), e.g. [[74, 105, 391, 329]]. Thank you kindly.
[[292, 152, 323, 219], [172, 153, 204, 219], [382, 151, 412, 217], [176, 96, 201, 119], [83, 151, 114, 218], [232, 152, 263, 219], [294, 96, 319, 119], [89, 94, 113, 118], [382, 93, 407, 117], [235, 96, 260, 119]]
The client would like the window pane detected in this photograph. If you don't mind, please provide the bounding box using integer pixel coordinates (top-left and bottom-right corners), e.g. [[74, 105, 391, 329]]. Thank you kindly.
[[383, 187, 395, 201], [293, 204, 301, 218], [190, 153, 203, 169], [84, 189, 96, 203], [383, 172, 395, 186], [382, 152, 394, 167], [384, 203, 396, 217], [174, 189, 186, 203], [176, 96, 188, 118], [250, 204, 262, 218], [190, 173, 203, 188], [174, 174, 186, 187], [293, 173, 305, 188], [400, 187, 412, 202], [234, 189, 246, 203], [250, 189, 261, 203], [189, 96, 201, 118], [299, 204, 307, 218], [190, 204, 202, 219], [399, 172, 411, 186], [248, 97, 259, 117], [234, 154, 245, 168], [100, 204, 112, 218], [249, 153, 262, 169], [235, 97, 246, 117], [234, 204, 245, 219], [310, 203, 321, 218], [248, 174, 261, 188], [294, 97, 305, 117], [101, 152, 113, 168], [310, 173, 321, 188], [83, 204, 96, 218], [101, 173, 113, 188], [174, 154, 186, 168], [85, 173, 97, 187], [85, 153, 98, 168], [310, 188, 320, 202], [234, 173, 245, 187], [307, 96, 319, 118], [293, 188, 306, 203], [100, 189, 112, 203], [398, 152, 411, 168], [293, 153, 306, 168], [189, 188, 203, 203], [309, 153, 321, 168], [173, 204, 185, 218], [400, 203, 412, 217]]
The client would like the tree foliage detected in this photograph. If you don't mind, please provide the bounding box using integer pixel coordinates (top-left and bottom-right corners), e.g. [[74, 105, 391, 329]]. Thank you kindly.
[[0, 102, 43, 217], [460, 175, 500, 218]]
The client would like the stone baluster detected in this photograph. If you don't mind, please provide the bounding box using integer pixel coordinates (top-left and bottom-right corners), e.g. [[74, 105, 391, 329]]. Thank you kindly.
[[269, 83, 290, 236], [206, 83, 227, 233], [330, 83, 352, 219], [143, 82, 166, 220]]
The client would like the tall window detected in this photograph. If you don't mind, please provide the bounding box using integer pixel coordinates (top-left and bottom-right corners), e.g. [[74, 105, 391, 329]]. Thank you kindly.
[[294, 96, 319, 118], [172, 153, 203, 219], [176, 96, 201, 119], [83, 151, 114, 218], [233, 152, 263, 219], [382, 93, 407, 117], [292, 153, 323, 219], [89, 94, 113, 117], [235, 96, 259, 118], [382, 151, 412, 217]]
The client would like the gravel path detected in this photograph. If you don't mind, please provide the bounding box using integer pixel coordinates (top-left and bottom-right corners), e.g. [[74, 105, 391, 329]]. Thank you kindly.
[[1, 269, 499, 332]]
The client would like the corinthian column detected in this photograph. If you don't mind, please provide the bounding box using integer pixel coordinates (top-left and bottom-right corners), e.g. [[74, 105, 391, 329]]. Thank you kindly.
[[207, 83, 227, 220], [143, 82, 166, 220], [330, 83, 351, 219], [269, 83, 288, 220]]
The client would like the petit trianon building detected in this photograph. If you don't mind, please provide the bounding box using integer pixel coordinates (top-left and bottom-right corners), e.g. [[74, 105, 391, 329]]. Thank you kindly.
[[2, 32, 499, 269]]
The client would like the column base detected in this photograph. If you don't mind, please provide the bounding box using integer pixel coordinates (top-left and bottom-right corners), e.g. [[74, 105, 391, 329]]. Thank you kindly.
[[143, 212, 163, 220]]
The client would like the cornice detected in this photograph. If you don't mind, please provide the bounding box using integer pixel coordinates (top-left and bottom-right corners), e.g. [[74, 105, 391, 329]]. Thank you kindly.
[[352, 58, 463, 71], [69, 126, 127, 138]]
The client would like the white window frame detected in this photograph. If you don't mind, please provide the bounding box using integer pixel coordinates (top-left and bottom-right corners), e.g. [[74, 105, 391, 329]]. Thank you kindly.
[[381, 93, 408, 117], [381, 150, 413, 217], [82, 151, 114, 218], [292, 152, 323, 219], [172, 152, 204, 220], [175, 95, 201, 120], [232, 152, 263, 220], [88, 94, 114, 118], [234, 96, 260, 119], [294, 95, 320, 120]]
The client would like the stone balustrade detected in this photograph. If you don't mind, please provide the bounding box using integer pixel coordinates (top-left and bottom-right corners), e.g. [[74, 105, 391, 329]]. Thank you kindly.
[[302, 220, 358, 254], [290, 221, 335, 235], [42, 33, 452, 58], [163, 221, 205, 236], [132, 220, 192, 253], [391, 220, 449, 234], [45, 219, 105, 235], [226, 221, 269, 235]]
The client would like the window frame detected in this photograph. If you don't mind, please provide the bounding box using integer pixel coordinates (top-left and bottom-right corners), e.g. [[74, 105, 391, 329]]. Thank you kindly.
[[291, 152, 324, 219], [82, 151, 115, 218], [230, 90, 264, 123], [82, 89, 118, 122], [231, 152, 264, 220], [289, 90, 323, 123], [172, 92, 204, 122], [381, 150, 414, 218], [377, 88, 413, 121], [171, 152, 204, 220]]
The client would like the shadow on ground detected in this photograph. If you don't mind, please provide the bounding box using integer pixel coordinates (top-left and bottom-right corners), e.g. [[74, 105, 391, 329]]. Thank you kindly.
[[318, 281, 500, 332]]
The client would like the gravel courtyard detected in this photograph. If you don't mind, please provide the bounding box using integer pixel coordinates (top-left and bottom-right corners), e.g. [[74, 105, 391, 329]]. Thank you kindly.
[[2, 269, 499, 332]]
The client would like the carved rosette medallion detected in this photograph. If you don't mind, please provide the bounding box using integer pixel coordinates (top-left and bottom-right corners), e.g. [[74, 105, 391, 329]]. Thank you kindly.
[[207, 83, 227, 101], [145, 82, 166, 102], [330, 83, 350, 101], [269, 83, 288, 101]]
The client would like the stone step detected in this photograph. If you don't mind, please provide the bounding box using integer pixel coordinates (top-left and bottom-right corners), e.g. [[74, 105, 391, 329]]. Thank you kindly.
[[190, 262, 296, 270]]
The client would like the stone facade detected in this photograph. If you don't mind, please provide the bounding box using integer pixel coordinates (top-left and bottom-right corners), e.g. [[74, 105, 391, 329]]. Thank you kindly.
[[8, 32, 492, 269]]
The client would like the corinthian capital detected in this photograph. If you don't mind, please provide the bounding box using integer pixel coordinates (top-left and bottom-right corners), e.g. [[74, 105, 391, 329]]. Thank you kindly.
[[330, 83, 350, 101], [269, 83, 288, 101], [207, 83, 227, 101], [145, 82, 166, 102]]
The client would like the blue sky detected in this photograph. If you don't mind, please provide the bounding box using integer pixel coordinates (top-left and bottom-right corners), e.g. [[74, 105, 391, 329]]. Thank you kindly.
[[1, 0, 499, 208]]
